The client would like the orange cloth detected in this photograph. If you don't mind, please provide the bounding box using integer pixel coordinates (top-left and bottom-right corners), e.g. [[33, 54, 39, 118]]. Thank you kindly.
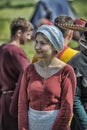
[[56, 46, 79, 63], [32, 54, 40, 63]]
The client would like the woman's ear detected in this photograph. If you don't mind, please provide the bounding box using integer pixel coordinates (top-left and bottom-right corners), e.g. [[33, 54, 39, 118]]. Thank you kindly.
[[54, 50, 57, 55]]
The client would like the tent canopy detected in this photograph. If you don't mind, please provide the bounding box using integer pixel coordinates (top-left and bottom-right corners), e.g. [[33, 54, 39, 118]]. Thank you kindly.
[[30, 0, 77, 28]]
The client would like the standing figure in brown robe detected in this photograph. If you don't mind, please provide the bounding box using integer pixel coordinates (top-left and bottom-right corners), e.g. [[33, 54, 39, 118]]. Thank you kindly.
[[0, 17, 34, 130]]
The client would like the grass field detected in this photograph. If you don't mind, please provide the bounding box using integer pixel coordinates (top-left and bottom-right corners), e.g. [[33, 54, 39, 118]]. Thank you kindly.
[[0, 0, 87, 61], [0, 0, 37, 40]]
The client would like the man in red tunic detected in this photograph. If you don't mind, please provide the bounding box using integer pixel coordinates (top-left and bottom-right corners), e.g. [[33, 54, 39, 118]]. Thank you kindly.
[[0, 17, 34, 130]]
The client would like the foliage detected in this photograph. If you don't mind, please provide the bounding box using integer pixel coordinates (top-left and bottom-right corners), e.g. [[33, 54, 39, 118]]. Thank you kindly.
[[71, 0, 87, 19]]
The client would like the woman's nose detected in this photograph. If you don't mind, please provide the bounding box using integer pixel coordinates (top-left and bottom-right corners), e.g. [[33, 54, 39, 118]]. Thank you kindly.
[[35, 42, 40, 49]]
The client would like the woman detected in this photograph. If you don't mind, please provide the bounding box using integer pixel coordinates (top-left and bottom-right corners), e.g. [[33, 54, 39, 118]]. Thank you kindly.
[[18, 24, 76, 130]]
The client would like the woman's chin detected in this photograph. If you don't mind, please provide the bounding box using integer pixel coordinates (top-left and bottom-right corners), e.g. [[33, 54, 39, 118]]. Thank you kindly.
[[37, 54, 43, 58]]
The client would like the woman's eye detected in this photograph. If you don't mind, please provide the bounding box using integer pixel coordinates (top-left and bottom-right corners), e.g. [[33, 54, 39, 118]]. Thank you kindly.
[[40, 42, 44, 44], [40, 42, 46, 45]]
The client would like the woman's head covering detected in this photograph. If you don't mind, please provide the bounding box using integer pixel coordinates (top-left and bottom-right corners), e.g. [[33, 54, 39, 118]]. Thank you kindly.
[[36, 24, 64, 52]]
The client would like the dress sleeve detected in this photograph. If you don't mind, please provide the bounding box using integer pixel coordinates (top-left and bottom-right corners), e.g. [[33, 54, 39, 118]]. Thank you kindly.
[[52, 65, 76, 130], [18, 68, 30, 130]]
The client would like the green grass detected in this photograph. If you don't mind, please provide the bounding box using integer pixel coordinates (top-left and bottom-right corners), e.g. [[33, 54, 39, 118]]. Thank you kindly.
[[71, 0, 87, 19], [0, 0, 35, 7], [21, 41, 35, 62], [0, 7, 35, 40]]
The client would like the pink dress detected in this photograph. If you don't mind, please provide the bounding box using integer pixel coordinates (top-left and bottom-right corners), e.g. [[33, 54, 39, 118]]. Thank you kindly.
[[18, 63, 76, 130]]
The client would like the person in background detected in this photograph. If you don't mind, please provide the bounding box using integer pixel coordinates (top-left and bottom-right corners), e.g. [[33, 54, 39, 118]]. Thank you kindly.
[[73, 18, 86, 50], [36, 1, 53, 28], [73, 18, 86, 41], [0, 17, 34, 130], [18, 24, 76, 130], [54, 15, 79, 63], [68, 22, 87, 130]]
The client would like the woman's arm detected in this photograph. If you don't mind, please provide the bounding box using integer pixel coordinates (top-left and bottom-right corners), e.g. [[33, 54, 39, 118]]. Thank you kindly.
[[18, 68, 29, 130], [52, 65, 76, 130]]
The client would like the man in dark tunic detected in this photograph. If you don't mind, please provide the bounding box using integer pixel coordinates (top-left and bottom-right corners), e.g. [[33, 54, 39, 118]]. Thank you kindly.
[[68, 23, 87, 130], [0, 17, 34, 130]]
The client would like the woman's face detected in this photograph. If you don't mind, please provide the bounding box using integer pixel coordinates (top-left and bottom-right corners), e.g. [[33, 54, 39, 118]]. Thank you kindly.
[[35, 33, 56, 59]]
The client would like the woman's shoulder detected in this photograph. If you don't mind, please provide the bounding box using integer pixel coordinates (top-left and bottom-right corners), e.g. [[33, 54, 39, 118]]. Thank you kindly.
[[63, 63, 75, 72], [59, 63, 75, 76], [23, 64, 35, 79], [26, 63, 34, 72]]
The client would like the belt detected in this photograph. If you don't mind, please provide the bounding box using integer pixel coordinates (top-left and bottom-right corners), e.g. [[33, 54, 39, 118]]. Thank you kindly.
[[2, 90, 14, 95]]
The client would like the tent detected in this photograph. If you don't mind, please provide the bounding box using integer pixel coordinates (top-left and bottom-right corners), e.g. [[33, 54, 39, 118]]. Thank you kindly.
[[30, 0, 78, 28]]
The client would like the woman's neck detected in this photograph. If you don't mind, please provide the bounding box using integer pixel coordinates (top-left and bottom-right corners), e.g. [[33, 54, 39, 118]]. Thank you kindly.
[[39, 57, 61, 68]]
